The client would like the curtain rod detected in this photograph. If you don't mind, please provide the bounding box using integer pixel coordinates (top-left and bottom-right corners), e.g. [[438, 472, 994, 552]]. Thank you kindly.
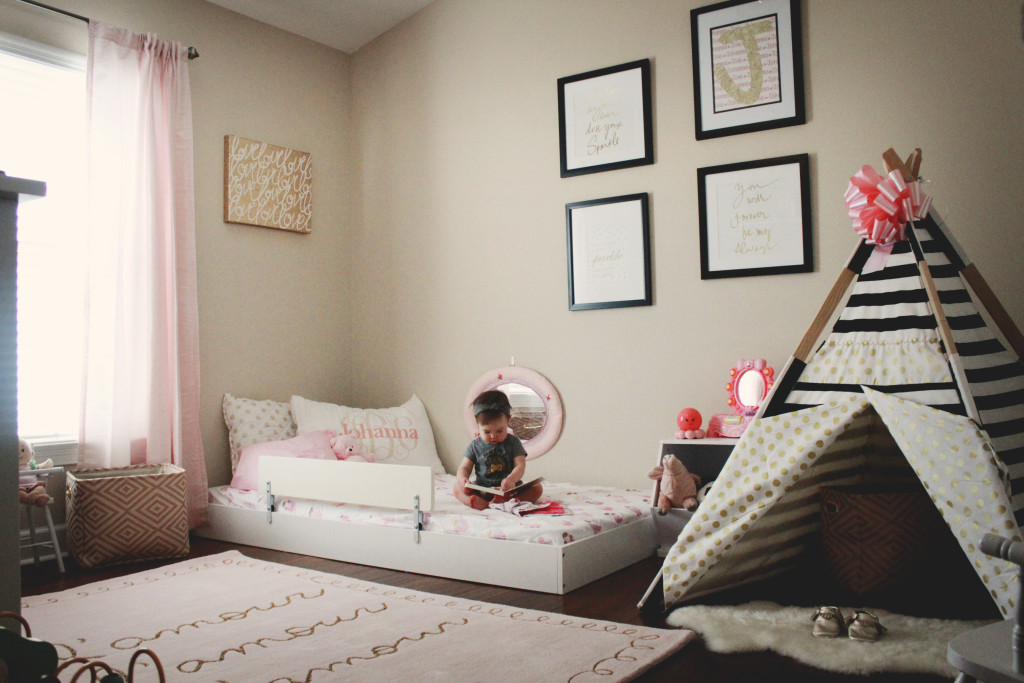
[[15, 0, 199, 59]]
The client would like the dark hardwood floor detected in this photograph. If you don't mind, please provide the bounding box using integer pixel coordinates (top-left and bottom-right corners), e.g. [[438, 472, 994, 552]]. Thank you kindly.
[[20, 536, 997, 682]]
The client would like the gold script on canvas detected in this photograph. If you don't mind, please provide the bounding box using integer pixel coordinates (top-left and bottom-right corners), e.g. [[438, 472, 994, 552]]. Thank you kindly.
[[224, 135, 312, 234]]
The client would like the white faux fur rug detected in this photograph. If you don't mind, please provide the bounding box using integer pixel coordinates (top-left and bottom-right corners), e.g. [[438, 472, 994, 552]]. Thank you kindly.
[[666, 600, 996, 676], [22, 551, 692, 682]]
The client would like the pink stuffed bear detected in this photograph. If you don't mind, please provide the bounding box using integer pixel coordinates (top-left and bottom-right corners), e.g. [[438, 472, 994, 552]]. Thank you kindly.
[[329, 434, 375, 463], [648, 454, 702, 514]]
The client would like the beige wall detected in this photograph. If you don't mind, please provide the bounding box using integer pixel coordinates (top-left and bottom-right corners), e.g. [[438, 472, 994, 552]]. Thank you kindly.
[[351, 0, 1024, 488], [4, 1, 1023, 492]]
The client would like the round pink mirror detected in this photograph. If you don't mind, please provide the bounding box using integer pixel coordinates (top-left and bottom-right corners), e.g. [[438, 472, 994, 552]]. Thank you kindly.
[[726, 359, 774, 416], [463, 365, 563, 459]]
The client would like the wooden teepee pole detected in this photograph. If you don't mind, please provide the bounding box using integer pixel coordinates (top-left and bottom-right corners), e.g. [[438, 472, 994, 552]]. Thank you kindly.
[[961, 264, 1024, 360], [793, 256, 857, 363], [934, 214, 1024, 361], [904, 145, 1024, 360], [917, 183, 1024, 361], [784, 149, 923, 367], [883, 147, 980, 423], [758, 239, 871, 419], [882, 149, 959, 355]]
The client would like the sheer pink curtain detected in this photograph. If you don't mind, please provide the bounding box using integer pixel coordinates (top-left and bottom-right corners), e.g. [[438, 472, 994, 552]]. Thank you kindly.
[[81, 21, 208, 527]]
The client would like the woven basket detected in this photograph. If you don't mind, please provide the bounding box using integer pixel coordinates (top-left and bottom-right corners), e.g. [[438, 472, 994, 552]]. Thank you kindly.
[[66, 464, 189, 568], [819, 483, 947, 595]]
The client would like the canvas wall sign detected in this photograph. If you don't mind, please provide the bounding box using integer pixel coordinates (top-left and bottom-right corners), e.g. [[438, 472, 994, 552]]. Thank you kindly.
[[224, 134, 312, 233]]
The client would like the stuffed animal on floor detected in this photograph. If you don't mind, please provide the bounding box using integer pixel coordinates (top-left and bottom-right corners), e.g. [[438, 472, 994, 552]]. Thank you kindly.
[[18, 438, 52, 507], [329, 434, 375, 463], [648, 454, 701, 514]]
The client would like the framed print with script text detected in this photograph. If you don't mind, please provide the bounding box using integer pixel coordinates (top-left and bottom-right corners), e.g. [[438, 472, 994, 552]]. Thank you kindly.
[[698, 154, 811, 279], [558, 59, 654, 177], [566, 193, 652, 310]]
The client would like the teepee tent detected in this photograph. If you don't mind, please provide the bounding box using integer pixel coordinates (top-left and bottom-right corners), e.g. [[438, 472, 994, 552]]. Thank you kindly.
[[651, 150, 1024, 616]]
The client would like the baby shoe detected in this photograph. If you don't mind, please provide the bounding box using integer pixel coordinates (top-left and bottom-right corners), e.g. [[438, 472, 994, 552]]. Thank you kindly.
[[810, 606, 845, 638], [846, 610, 887, 642]]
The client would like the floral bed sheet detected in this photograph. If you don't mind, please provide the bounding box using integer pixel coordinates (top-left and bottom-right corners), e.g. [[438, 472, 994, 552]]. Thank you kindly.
[[208, 474, 650, 546]]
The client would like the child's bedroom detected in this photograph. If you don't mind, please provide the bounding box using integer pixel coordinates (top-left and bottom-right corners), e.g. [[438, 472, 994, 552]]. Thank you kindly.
[[2, 0, 1023, 680]]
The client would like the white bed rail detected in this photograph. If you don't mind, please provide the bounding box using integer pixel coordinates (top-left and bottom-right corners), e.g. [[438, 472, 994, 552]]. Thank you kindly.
[[258, 457, 435, 539]]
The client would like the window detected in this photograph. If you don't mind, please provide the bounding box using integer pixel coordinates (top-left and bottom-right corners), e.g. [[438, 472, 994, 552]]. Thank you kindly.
[[1, 32, 86, 451]]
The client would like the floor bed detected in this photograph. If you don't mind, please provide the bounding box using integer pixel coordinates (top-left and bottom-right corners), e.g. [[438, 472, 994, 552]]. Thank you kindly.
[[195, 456, 657, 594]]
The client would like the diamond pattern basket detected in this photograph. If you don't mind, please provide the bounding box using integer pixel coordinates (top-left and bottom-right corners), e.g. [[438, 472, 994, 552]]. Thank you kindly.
[[66, 464, 189, 568]]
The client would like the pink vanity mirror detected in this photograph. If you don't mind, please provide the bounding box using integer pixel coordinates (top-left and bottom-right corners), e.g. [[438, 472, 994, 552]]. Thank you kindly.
[[463, 365, 563, 459], [708, 358, 774, 438]]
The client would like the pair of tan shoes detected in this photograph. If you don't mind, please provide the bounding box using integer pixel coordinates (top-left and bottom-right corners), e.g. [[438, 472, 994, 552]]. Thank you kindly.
[[810, 606, 887, 641]]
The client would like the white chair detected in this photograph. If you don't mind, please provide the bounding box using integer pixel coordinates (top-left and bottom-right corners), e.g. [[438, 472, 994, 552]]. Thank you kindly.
[[19, 466, 65, 573], [947, 533, 1024, 682]]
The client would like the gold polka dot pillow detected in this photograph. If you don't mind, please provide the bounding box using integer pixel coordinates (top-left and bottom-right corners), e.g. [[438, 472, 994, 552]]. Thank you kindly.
[[222, 393, 297, 473]]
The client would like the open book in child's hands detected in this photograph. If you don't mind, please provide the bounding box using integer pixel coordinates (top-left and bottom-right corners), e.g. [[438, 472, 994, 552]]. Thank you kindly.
[[464, 477, 544, 498]]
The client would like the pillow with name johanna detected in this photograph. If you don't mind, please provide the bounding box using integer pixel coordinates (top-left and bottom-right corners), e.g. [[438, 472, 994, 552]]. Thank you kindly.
[[290, 394, 445, 474]]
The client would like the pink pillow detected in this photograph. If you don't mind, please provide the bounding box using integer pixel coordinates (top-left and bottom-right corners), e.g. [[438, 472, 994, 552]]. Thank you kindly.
[[229, 430, 336, 491]]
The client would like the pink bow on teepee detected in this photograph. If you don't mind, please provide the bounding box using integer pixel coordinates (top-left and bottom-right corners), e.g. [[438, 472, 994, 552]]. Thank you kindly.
[[844, 165, 931, 246]]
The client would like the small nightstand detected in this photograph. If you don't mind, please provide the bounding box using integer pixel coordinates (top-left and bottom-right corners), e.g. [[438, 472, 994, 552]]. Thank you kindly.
[[650, 439, 735, 556]]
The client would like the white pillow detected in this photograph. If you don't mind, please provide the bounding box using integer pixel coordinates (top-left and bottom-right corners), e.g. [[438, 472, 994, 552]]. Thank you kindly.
[[222, 394, 297, 473], [290, 394, 445, 474]]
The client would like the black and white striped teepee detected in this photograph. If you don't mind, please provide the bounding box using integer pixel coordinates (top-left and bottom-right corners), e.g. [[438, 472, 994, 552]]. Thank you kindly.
[[652, 150, 1024, 615], [761, 208, 1024, 524]]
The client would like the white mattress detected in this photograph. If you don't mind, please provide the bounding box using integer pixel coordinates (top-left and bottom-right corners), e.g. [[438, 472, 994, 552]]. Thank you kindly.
[[209, 474, 651, 546]]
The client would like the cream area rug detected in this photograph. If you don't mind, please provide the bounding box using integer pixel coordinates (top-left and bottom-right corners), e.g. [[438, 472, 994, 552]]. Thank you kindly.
[[666, 600, 996, 677], [21, 551, 692, 682]]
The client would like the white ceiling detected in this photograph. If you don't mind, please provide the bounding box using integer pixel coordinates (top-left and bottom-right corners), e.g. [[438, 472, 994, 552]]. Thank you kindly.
[[205, 0, 435, 54]]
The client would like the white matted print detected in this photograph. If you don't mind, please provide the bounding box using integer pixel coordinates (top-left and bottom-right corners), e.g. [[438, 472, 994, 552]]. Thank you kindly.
[[698, 154, 812, 279], [558, 60, 653, 177], [691, 0, 805, 139], [566, 193, 652, 310]]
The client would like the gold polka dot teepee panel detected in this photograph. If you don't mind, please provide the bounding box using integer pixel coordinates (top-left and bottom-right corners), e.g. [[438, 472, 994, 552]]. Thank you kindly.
[[865, 387, 1020, 617], [807, 331, 951, 388], [661, 394, 872, 606]]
